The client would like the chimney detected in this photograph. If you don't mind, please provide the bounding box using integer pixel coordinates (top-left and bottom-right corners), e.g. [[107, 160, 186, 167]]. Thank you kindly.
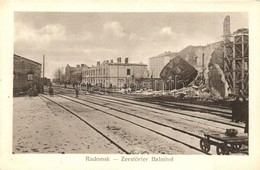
[[117, 57, 121, 63], [110, 59, 113, 63], [81, 64, 85, 67], [223, 15, 231, 41], [125, 57, 129, 64], [97, 61, 100, 66], [77, 64, 80, 68]]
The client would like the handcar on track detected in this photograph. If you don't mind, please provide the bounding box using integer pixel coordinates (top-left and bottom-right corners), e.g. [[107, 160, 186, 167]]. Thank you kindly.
[[199, 132, 248, 155]]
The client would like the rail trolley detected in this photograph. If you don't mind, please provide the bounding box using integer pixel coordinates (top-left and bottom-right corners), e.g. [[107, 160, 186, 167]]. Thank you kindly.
[[200, 133, 248, 155]]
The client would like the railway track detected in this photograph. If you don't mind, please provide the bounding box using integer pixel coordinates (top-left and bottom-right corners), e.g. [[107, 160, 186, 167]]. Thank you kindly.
[[111, 92, 231, 109], [52, 88, 243, 129], [107, 93, 231, 115], [40, 94, 130, 154], [41, 93, 210, 155], [50, 92, 246, 154], [54, 86, 231, 111], [88, 94, 236, 126], [46, 87, 247, 155], [52, 85, 231, 116]]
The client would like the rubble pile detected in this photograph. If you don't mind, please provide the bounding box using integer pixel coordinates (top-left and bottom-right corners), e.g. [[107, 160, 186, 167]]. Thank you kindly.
[[132, 82, 224, 102]]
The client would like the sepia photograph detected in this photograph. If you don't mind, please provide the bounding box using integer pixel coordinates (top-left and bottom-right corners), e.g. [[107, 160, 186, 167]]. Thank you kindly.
[[13, 12, 249, 155], [1, 1, 260, 170]]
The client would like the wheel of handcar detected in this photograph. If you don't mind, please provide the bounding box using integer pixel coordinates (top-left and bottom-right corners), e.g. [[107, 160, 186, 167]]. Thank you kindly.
[[200, 138, 210, 153], [231, 143, 242, 151], [216, 144, 230, 155]]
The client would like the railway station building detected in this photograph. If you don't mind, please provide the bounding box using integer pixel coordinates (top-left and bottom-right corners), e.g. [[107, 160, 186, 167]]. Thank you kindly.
[[82, 57, 148, 88], [13, 54, 42, 94]]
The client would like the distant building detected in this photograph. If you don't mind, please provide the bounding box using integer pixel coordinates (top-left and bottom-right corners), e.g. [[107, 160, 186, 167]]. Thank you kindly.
[[13, 54, 42, 93], [65, 64, 86, 84], [41, 77, 51, 86], [149, 51, 177, 78], [82, 57, 148, 88]]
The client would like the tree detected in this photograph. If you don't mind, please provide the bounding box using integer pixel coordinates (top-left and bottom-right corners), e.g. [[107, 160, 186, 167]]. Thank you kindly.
[[53, 67, 65, 84]]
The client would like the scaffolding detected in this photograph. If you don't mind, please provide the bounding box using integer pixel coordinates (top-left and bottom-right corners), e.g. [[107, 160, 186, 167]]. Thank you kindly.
[[223, 28, 249, 96]]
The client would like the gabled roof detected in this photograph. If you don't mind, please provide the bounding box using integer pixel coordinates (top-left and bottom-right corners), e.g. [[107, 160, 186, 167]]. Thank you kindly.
[[14, 54, 41, 66]]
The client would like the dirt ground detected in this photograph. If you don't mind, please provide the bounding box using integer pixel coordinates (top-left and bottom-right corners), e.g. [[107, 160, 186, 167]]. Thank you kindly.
[[13, 96, 124, 154]]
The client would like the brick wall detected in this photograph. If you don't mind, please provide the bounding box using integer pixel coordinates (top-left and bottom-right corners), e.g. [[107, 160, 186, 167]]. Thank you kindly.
[[13, 54, 42, 93]]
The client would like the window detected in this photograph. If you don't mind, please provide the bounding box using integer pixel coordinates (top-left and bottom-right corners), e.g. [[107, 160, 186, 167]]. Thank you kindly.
[[27, 74, 33, 81], [194, 56, 198, 65], [127, 69, 131, 75]]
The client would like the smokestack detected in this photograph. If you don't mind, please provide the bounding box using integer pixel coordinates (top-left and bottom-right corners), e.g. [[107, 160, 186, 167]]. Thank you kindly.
[[110, 59, 113, 63], [77, 64, 80, 68], [117, 57, 121, 63], [223, 15, 231, 41], [97, 61, 100, 66], [125, 57, 129, 64]]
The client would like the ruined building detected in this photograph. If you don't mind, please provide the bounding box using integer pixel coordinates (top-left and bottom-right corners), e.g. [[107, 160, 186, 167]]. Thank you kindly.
[[160, 16, 248, 98], [223, 15, 249, 96], [160, 42, 226, 96]]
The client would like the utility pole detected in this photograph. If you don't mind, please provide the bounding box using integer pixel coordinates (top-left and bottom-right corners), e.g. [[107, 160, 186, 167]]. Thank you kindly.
[[42, 55, 45, 93], [202, 53, 205, 84]]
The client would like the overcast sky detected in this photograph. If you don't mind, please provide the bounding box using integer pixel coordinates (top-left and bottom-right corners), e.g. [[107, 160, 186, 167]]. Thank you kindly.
[[14, 12, 248, 78]]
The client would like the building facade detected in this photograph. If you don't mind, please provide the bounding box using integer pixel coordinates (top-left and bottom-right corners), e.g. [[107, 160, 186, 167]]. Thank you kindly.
[[82, 58, 148, 88], [65, 64, 86, 84], [149, 51, 177, 78], [13, 54, 42, 93]]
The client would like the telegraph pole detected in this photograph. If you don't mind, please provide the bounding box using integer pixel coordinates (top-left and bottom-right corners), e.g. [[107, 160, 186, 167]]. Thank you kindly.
[[202, 53, 205, 84], [42, 55, 45, 93]]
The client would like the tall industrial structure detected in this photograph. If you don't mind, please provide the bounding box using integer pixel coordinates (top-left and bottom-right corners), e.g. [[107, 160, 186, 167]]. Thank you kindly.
[[223, 15, 249, 96]]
